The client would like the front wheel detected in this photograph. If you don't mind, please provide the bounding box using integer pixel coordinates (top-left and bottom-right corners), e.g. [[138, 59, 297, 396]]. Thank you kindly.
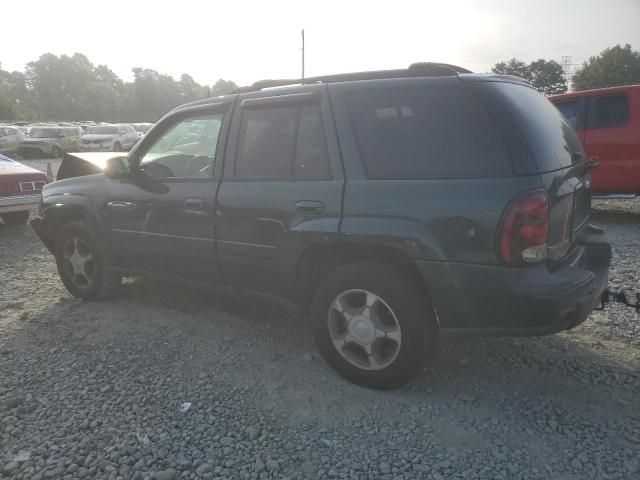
[[310, 262, 436, 389], [113, 142, 121, 152], [54, 221, 118, 300], [51, 146, 61, 158]]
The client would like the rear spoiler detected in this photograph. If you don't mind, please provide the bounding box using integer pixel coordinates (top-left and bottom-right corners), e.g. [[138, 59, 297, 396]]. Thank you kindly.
[[56, 152, 122, 180]]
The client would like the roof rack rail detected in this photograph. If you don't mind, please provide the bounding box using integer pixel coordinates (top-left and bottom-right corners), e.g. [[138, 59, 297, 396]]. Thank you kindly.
[[231, 62, 471, 94]]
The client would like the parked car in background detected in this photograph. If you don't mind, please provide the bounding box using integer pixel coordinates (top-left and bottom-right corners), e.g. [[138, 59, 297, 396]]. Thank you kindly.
[[17, 126, 82, 158], [17, 126, 31, 137], [0, 126, 26, 154], [132, 123, 154, 139], [79, 124, 139, 152], [31, 64, 610, 389], [0, 154, 48, 225], [550, 85, 640, 196]]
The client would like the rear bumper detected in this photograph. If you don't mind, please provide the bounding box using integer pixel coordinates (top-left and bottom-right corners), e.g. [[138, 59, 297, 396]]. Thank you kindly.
[[0, 194, 40, 214], [417, 225, 611, 338]]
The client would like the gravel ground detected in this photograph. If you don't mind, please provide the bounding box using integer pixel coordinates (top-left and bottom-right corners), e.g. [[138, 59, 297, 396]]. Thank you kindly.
[[1, 160, 639, 480]]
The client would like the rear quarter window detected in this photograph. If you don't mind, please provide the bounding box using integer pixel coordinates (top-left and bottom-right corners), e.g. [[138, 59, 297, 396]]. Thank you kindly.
[[487, 82, 583, 173], [345, 85, 512, 179]]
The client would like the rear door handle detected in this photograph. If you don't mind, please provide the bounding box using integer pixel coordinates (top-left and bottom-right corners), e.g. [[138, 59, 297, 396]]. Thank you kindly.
[[184, 197, 207, 215], [295, 200, 324, 215]]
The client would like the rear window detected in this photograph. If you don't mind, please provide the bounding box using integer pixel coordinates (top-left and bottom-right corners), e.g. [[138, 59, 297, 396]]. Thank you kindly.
[[345, 85, 511, 179], [488, 82, 583, 172]]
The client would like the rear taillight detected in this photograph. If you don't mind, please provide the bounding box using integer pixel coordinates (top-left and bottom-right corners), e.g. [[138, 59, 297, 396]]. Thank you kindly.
[[498, 190, 549, 265]]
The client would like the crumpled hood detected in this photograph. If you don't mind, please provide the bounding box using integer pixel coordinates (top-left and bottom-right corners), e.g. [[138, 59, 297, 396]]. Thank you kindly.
[[56, 152, 124, 180]]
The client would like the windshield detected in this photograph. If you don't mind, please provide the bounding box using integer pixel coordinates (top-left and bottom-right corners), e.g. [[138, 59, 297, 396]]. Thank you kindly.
[[87, 126, 118, 135], [29, 128, 62, 138]]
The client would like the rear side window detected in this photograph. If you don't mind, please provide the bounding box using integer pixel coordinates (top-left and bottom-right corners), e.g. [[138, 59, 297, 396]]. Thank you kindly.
[[554, 99, 579, 128], [594, 95, 628, 128], [235, 103, 331, 180], [345, 85, 511, 179], [487, 82, 584, 172]]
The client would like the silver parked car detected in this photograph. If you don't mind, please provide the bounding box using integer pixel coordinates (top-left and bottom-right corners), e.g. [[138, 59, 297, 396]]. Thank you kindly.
[[0, 126, 26, 154], [79, 124, 139, 152], [17, 126, 82, 158]]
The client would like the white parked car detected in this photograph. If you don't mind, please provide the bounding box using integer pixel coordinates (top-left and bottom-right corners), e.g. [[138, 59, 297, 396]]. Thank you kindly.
[[79, 124, 139, 152], [0, 126, 26, 154]]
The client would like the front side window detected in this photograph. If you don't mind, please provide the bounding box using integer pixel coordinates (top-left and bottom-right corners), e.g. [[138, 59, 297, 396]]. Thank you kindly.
[[234, 103, 331, 180], [594, 95, 629, 129], [554, 99, 579, 128], [139, 114, 223, 178]]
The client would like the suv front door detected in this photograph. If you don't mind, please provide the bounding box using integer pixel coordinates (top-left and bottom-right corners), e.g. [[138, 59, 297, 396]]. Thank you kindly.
[[215, 87, 344, 301], [105, 104, 231, 282]]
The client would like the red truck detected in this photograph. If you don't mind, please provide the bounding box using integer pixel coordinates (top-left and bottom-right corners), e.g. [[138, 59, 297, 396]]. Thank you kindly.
[[550, 85, 640, 196]]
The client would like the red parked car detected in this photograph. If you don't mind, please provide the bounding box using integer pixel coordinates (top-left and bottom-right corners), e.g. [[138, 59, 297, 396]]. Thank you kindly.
[[0, 154, 48, 225], [550, 85, 640, 196]]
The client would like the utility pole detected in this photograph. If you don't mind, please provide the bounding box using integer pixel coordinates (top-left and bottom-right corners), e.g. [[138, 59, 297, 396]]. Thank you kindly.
[[301, 29, 305, 79]]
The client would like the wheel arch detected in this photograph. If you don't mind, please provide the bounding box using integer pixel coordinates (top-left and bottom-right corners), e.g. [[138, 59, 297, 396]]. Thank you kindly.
[[295, 241, 433, 309]]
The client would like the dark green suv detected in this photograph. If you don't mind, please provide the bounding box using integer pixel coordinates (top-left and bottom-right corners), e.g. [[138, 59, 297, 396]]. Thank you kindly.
[[31, 63, 610, 389]]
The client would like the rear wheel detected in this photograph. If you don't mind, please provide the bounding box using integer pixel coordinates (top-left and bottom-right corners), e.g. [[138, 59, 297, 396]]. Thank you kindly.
[[54, 221, 118, 300], [1, 211, 29, 225], [310, 262, 436, 389]]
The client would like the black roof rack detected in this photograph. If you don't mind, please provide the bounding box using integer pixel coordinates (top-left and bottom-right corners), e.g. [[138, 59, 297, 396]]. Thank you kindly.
[[231, 62, 471, 94]]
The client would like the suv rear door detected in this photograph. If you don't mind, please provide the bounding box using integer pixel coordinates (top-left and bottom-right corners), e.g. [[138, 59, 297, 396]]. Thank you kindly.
[[215, 85, 344, 301]]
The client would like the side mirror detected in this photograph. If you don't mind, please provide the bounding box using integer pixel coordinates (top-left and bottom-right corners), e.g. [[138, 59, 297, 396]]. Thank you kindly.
[[105, 155, 130, 179]]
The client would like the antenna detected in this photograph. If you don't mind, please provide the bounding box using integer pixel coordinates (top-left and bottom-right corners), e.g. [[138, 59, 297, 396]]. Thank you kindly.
[[301, 29, 305, 79]]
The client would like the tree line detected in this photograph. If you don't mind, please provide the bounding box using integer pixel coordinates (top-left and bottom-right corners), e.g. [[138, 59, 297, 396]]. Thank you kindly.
[[491, 44, 640, 95], [0, 52, 238, 122], [2, 44, 639, 122]]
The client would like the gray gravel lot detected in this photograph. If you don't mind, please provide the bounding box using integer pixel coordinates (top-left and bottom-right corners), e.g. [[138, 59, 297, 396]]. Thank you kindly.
[[1, 159, 639, 479]]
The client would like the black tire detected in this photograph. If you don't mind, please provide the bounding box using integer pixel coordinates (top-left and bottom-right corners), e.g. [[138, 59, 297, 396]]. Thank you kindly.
[[51, 146, 62, 158], [113, 142, 121, 152], [54, 221, 118, 300], [310, 262, 436, 389], [1, 211, 29, 225]]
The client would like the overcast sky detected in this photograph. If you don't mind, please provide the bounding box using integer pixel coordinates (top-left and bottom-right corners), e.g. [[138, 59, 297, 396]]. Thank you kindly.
[[3, 0, 639, 86]]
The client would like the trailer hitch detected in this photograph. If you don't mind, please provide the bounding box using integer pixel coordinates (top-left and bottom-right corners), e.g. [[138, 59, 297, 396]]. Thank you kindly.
[[596, 287, 640, 313]]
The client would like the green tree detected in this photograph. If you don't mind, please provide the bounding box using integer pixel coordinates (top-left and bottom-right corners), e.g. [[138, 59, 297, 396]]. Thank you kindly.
[[211, 78, 238, 96], [492, 58, 530, 78], [528, 59, 567, 95], [2, 52, 236, 122], [492, 58, 567, 95], [572, 44, 640, 91]]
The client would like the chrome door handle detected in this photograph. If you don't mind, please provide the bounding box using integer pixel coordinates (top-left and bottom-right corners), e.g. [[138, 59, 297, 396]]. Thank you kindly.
[[107, 201, 136, 210]]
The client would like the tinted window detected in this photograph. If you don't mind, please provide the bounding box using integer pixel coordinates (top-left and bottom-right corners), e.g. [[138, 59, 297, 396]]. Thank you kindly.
[[345, 85, 511, 179], [554, 99, 579, 128], [594, 95, 628, 128], [235, 103, 331, 180], [487, 82, 583, 172]]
